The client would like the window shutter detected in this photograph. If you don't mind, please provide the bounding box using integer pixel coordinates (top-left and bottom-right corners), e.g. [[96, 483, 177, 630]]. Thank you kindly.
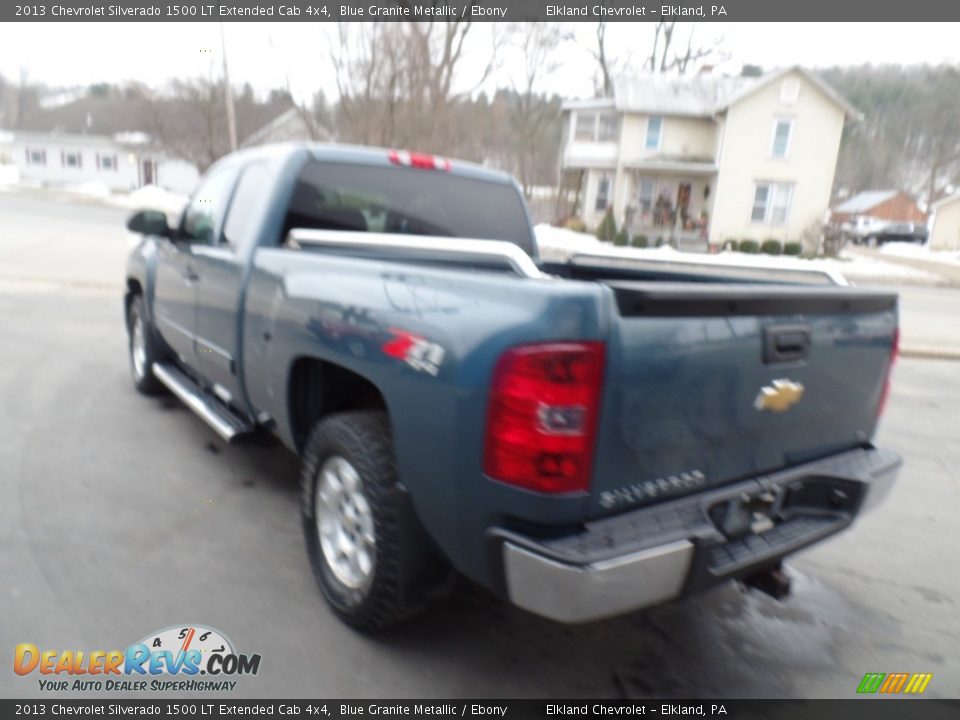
[[25, 148, 29, 163], [78, 153, 82, 169], [61, 151, 65, 167], [113, 155, 118, 172], [96, 154, 101, 170]]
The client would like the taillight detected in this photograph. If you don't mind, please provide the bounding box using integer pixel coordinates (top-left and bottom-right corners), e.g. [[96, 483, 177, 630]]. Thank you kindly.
[[387, 149, 451, 171], [876, 327, 899, 419], [483, 342, 605, 494]]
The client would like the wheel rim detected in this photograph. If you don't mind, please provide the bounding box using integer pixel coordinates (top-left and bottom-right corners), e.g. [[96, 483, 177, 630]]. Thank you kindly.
[[131, 308, 147, 381], [315, 456, 376, 591]]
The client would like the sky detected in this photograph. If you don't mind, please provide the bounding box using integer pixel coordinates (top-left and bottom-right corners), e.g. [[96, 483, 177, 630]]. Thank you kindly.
[[2, 22, 960, 103]]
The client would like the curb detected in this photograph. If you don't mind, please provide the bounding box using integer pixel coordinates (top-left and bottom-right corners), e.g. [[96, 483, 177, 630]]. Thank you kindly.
[[900, 346, 960, 361]]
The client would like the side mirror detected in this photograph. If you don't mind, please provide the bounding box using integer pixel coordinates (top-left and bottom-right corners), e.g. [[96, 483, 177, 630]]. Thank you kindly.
[[127, 210, 172, 237]]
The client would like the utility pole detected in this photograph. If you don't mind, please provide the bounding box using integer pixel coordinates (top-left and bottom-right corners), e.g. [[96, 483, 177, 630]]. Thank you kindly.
[[220, 22, 238, 152]]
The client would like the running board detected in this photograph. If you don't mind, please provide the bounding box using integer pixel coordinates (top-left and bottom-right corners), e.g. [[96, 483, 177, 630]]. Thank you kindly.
[[152, 363, 253, 442]]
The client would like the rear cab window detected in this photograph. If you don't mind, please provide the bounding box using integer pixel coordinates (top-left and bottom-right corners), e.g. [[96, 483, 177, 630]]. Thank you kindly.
[[280, 161, 535, 256]]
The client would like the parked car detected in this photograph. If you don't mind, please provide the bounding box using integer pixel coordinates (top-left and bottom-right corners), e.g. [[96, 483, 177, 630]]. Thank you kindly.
[[124, 143, 902, 630], [841, 215, 889, 241], [861, 222, 929, 246]]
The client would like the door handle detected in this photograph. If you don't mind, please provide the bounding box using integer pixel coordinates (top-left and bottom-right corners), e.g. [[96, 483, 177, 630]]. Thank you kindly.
[[763, 324, 811, 364]]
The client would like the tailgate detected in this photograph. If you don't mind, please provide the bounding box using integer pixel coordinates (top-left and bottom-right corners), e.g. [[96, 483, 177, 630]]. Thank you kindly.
[[589, 282, 897, 516]]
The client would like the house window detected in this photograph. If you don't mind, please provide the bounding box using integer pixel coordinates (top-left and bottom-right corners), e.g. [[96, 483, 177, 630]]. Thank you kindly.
[[595, 175, 611, 212], [27, 149, 46, 166], [597, 114, 620, 142], [574, 112, 619, 142], [637, 178, 655, 216], [575, 113, 597, 141], [99, 153, 117, 171], [62, 151, 82, 169], [645, 117, 663, 150], [771, 119, 793, 158], [752, 182, 794, 225], [780, 78, 800, 105]]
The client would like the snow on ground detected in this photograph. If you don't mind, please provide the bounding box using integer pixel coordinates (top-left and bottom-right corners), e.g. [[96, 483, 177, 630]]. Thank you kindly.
[[106, 184, 188, 216], [880, 241, 960, 267], [0, 164, 20, 185], [534, 224, 942, 285], [65, 180, 112, 198]]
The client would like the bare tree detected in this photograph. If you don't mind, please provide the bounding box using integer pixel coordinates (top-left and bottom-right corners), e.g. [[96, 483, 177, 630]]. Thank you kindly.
[[589, 22, 725, 87], [590, 22, 614, 96], [645, 23, 727, 74], [147, 79, 227, 172], [510, 23, 568, 197], [329, 21, 501, 155]]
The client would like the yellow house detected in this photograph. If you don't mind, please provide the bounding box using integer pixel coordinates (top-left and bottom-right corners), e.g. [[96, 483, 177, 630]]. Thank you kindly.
[[559, 67, 862, 246], [929, 193, 960, 250]]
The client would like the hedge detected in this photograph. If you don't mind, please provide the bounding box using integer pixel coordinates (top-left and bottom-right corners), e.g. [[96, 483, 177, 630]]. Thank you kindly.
[[595, 208, 616, 243], [760, 239, 782, 255], [783, 242, 802, 256], [739, 239, 759, 254], [631, 235, 649, 248]]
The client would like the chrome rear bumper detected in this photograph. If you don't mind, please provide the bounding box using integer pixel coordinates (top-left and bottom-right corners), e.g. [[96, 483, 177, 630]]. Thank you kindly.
[[499, 447, 901, 623]]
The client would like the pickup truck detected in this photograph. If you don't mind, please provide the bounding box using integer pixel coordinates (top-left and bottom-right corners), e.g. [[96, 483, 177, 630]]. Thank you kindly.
[[124, 143, 902, 631]]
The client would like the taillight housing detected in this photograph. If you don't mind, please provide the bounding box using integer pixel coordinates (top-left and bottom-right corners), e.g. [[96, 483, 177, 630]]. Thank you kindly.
[[876, 327, 899, 420], [483, 342, 605, 494], [387, 149, 451, 171]]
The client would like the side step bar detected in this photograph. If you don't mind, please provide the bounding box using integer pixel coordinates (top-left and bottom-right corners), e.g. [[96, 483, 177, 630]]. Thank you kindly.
[[152, 363, 252, 442]]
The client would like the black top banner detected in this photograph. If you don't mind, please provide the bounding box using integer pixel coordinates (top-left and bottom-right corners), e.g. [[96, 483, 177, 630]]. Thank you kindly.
[[2, 700, 960, 720], [7, 0, 960, 22]]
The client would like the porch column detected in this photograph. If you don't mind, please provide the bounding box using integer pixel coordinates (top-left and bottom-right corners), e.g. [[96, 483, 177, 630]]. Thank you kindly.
[[612, 165, 628, 230]]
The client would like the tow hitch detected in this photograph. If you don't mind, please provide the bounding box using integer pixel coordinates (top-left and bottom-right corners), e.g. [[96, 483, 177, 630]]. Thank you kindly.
[[741, 563, 792, 600]]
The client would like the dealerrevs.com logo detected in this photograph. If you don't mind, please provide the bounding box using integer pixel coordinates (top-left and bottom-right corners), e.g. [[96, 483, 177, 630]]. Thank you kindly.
[[14, 625, 261, 692]]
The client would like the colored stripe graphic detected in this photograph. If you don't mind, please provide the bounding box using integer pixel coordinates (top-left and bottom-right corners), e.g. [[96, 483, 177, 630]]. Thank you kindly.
[[857, 673, 885, 694], [857, 672, 932, 694], [904, 673, 933, 694], [880, 672, 909, 693]]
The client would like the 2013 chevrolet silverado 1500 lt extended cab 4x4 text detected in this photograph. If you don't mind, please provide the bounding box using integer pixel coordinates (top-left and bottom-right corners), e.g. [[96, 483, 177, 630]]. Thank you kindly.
[[124, 143, 902, 630]]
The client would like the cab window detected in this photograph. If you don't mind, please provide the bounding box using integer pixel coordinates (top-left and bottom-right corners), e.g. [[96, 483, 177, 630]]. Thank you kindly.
[[179, 165, 239, 244]]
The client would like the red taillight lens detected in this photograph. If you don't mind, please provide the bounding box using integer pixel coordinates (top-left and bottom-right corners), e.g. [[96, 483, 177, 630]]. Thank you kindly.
[[387, 149, 451, 171], [483, 342, 605, 493], [876, 327, 899, 419]]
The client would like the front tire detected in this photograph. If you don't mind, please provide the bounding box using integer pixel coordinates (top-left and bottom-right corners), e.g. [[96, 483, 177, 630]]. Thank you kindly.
[[127, 294, 165, 395], [300, 411, 445, 631]]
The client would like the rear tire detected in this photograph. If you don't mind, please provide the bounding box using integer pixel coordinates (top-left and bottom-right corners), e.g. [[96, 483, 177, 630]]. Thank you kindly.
[[127, 294, 165, 395], [300, 411, 447, 631]]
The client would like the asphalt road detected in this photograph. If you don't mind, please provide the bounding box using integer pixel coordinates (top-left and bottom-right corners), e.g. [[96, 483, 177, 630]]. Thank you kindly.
[[1, 192, 958, 699]]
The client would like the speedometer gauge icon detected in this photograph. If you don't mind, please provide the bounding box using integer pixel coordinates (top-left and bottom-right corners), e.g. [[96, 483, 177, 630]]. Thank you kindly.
[[137, 625, 234, 671]]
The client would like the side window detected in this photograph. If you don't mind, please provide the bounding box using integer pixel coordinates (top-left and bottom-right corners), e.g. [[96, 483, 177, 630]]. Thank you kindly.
[[223, 162, 269, 249], [180, 166, 239, 245]]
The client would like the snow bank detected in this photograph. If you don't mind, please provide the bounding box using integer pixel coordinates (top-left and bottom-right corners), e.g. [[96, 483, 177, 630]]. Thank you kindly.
[[881, 241, 960, 267], [534, 223, 940, 285], [109, 185, 188, 215], [0, 164, 20, 185], [66, 180, 112, 198]]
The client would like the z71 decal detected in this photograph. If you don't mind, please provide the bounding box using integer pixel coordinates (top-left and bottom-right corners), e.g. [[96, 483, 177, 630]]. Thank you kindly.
[[382, 329, 446, 376]]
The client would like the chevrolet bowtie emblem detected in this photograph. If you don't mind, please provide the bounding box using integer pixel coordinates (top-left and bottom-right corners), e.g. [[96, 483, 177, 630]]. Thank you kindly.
[[754, 379, 805, 412]]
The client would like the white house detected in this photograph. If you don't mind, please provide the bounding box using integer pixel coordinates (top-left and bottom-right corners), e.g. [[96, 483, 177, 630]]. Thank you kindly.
[[929, 193, 960, 250], [559, 66, 862, 246], [5, 95, 316, 196], [8, 97, 200, 194]]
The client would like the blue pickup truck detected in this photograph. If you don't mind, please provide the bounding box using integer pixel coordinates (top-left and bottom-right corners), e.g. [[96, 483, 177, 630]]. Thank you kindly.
[[124, 143, 902, 630]]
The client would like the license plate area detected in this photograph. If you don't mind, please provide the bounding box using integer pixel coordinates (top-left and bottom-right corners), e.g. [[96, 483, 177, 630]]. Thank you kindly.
[[707, 475, 865, 542]]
